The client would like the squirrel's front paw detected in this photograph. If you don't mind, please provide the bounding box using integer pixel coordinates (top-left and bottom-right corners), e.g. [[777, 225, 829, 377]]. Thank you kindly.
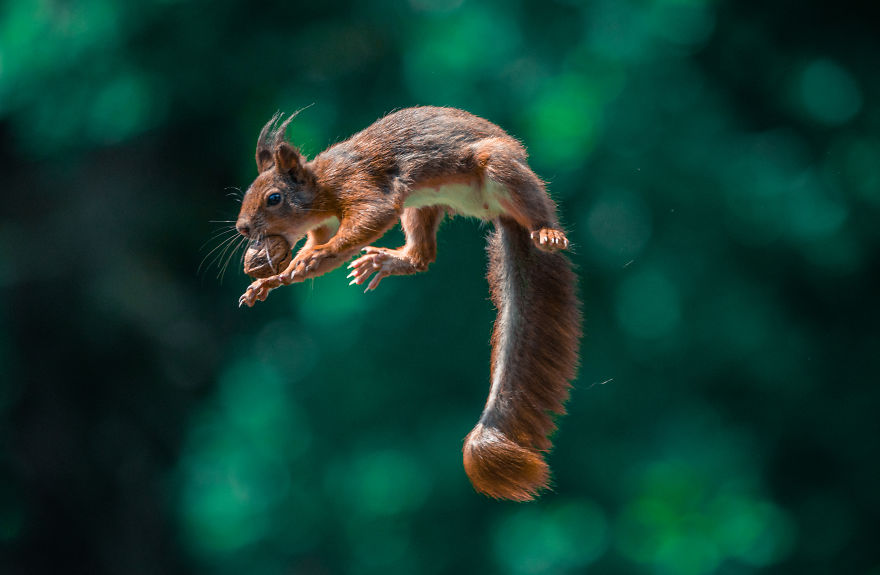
[[238, 274, 284, 307], [284, 247, 335, 282]]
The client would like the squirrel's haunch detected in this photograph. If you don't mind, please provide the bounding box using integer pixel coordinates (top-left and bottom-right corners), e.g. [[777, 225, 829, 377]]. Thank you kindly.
[[463, 423, 549, 501]]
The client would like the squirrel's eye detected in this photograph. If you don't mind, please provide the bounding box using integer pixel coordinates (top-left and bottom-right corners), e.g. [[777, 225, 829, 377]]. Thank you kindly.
[[266, 193, 282, 206]]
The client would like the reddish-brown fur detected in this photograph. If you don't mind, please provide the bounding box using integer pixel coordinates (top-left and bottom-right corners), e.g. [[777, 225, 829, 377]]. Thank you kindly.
[[235, 107, 582, 500]]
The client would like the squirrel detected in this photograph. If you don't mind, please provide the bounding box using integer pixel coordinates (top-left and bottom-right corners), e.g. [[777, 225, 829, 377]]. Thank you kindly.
[[235, 106, 581, 501]]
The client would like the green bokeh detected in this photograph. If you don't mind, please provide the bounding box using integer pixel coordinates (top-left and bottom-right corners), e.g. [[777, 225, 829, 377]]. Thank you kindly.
[[797, 58, 862, 126], [493, 499, 608, 574]]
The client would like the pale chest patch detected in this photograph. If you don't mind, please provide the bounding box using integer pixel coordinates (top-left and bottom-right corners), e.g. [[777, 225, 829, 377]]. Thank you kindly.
[[317, 215, 340, 231], [404, 179, 510, 219], [285, 215, 340, 247]]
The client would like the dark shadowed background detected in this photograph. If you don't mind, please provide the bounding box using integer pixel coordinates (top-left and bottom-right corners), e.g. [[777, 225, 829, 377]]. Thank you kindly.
[[1, 0, 879, 573]]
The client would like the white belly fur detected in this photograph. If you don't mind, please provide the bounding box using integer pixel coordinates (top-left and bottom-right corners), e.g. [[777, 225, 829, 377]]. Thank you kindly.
[[293, 215, 340, 247], [404, 179, 510, 219]]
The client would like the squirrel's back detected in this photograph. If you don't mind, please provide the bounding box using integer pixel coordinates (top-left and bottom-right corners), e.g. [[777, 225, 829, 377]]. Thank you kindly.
[[315, 107, 526, 186]]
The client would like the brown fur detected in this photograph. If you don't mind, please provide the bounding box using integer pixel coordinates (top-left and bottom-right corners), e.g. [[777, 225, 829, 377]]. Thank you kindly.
[[235, 107, 582, 500], [464, 217, 581, 500]]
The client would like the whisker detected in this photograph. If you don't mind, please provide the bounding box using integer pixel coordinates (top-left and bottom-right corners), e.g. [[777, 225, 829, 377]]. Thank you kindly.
[[240, 236, 251, 267], [199, 227, 239, 251], [220, 233, 253, 281], [233, 236, 250, 274], [200, 231, 239, 263], [224, 187, 244, 203], [264, 239, 276, 272], [206, 224, 238, 233], [207, 236, 242, 273], [204, 225, 238, 238], [215, 234, 245, 280], [220, 235, 249, 282], [198, 233, 241, 275]]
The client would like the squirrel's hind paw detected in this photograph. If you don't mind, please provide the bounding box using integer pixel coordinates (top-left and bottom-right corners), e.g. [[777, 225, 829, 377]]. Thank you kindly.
[[347, 247, 424, 292], [530, 228, 569, 252], [347, 247, 395, 292]]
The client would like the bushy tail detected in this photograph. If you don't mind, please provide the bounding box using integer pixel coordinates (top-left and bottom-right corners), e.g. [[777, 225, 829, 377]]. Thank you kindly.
[[463, 217, 581, 501]]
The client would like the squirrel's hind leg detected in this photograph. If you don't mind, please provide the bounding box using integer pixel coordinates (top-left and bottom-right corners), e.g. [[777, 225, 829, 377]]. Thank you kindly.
[[348, 206, 444, 291], [472, 139, 570, 252]]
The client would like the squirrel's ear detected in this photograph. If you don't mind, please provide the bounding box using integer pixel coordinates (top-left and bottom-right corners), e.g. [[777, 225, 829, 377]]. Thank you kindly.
[[256, 149, 274, 173], [274, 142, 306, 179], [256, 113, 281, 173]]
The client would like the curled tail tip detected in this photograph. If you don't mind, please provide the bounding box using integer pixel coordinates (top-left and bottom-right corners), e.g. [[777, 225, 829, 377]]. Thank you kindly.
[[463, 424, 550, 502]]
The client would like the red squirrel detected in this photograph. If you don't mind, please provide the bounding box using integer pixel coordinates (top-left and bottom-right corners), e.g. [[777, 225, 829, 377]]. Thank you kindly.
[[235, 106, 581, 501]]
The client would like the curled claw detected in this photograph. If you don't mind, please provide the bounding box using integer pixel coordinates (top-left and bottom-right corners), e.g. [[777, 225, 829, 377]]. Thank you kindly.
[[278, 268, 297, 285], [347, 246, 430, 292], [365, 271, 388, 292], [238, 274, 284, 307], [239, 288, 256, 308], [239, 279, 266, 307], [347, 248, 403, 292], [287, 248, 331, 282], [348, 252, 381, 286]]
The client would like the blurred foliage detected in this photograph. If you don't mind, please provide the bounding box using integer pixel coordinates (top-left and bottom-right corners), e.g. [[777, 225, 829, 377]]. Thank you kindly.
[[1, 0, 879, 574]]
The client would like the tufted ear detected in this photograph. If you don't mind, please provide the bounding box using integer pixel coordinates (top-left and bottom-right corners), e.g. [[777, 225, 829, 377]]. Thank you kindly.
[[255, 112, 281, 173], [274, 141, 307, 180], [256, 149, 274, 173], [254, 108, 312, 175]]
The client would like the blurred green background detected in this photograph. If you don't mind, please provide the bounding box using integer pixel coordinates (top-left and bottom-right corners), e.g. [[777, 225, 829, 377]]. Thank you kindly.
[[1, 0, 879, 573]]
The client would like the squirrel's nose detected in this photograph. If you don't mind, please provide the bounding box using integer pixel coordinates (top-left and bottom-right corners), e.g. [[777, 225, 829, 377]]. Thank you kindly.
[[237, 223, 251, 237]]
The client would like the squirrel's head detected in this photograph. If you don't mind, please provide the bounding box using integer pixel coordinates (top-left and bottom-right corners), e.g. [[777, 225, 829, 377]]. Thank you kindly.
[[236, 112, 320, 243]]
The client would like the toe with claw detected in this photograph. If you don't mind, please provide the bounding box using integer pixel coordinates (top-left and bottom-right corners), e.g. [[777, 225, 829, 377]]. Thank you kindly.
[[238, 274, 283, 307], [347, 247, 399, 292], [284, 247, 334, 283], [530, 228, 570, 252]]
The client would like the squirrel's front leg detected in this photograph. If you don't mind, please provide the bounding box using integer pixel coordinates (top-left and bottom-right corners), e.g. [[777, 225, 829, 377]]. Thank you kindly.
[[348, 206, 444, 291], [283, 204, 401, 284], [239, 200, 400, 307], [238, 225, 333, 307]]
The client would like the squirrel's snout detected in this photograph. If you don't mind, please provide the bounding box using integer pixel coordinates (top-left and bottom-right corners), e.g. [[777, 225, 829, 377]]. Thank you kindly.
[[236, 222, 251, 237]]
